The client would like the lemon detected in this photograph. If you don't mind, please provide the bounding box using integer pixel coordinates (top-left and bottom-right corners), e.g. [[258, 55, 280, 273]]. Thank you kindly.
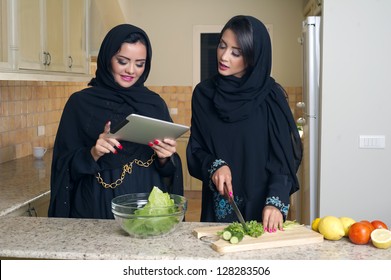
[[339, 217, 356, 237], [311, 217, 321, 232], [318, 215, 345, 241], [371, 229, 391, 249]]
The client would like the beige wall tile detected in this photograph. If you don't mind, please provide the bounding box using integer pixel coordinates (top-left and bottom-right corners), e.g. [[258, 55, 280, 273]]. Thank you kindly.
[[0, 81, 302, 163], [0, 81, 87, 163]]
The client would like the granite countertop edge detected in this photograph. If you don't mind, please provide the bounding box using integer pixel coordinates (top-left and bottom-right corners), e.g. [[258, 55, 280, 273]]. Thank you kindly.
[[1, 217, 391, 260], [0, 190, 51, 216], [0, 150, 53, 216]]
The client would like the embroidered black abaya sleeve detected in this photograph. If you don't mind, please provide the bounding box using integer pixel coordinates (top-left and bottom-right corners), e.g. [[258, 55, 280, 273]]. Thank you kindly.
[[264, 90, 302, 218]]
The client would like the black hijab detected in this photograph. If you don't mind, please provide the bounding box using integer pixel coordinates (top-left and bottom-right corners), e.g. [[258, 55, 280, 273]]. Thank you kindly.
[[49, 24, 181, 217], [188, 16, 302, 197], [87, 23, 168, 120], [212, 16, 274, 123], [89, 23, 151, 90]]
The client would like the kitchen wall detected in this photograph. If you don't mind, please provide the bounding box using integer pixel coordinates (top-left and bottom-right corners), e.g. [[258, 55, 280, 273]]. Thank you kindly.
[[319, 0, 391, 225], [92, 0, 305, 87], [1, 0, 304, 164]]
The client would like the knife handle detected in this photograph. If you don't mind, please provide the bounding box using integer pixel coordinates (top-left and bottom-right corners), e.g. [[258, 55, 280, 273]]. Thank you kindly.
[[224, 183, 233, 202]]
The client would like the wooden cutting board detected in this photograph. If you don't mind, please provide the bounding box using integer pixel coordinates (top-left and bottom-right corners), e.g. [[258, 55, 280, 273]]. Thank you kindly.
[[193, 225, 324, 253]]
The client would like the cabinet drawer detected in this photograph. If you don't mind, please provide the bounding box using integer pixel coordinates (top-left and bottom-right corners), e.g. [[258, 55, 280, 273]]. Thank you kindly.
[[7, 193, 50, 217]]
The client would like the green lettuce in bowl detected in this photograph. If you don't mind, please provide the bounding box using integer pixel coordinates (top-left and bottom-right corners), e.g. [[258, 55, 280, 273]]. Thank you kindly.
[[111, 187, 187, 238]]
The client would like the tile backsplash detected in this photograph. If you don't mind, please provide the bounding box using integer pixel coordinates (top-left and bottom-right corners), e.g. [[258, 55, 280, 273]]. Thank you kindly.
[[0, 80, 301, 163], [0, 80, 85, 163]]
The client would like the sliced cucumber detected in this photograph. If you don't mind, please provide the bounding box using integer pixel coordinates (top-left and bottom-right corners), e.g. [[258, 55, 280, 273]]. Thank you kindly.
[[229, 232, 244, 244], [230, 236, 240, 244], [222, 230, 232, 241]]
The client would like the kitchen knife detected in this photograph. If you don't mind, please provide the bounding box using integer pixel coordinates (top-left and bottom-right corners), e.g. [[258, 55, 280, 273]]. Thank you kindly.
[[228, 192, 248, 232]]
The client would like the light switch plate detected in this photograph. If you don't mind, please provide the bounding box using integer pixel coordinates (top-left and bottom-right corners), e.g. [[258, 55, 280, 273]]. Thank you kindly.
[[359, 135, 385, 149], [37, 125, 45, 136]]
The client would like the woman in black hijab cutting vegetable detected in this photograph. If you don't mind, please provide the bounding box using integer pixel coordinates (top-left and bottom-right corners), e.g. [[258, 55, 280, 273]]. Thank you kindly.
[[187, 15, 302, 232], [49, 24, 183, 218]]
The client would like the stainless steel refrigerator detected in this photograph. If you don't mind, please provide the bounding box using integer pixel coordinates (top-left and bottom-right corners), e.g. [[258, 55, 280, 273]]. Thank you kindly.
[[296, 16, 321, 225]]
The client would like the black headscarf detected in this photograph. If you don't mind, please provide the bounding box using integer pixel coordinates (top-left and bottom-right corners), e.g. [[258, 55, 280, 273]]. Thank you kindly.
[[212, 16, 275, 123], [49, 24, 183, 218], [89, 24, 151, 89], [187, 16, 302, 222], [87, 23, 167, 120]]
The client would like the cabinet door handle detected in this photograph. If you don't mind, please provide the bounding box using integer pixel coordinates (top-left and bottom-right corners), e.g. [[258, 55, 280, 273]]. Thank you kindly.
[[46, 52, 51, 66], [28, 206, 37, 217], [68, 56, 73, 68], [42, 51, 48, 65]]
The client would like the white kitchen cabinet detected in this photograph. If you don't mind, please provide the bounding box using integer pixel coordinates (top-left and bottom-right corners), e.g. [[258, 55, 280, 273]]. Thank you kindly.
[[64, 0, 88, 73], [17, 0, 41, 70], [18, 0, 66, 72], [0, 0, 11, 69], [0, 0, 89, 76]]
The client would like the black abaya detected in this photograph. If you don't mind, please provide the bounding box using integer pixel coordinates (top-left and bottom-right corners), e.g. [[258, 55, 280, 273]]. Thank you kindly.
[[48, 24, 183, 218], [186, 16, 302, 223]]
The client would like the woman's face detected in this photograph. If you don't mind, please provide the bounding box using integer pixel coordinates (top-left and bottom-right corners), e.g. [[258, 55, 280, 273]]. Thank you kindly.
[[217, 29, 246, 78], [111, 42, 147, 88]]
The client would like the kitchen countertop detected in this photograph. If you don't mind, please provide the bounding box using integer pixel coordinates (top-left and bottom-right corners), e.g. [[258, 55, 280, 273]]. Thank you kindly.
[[0, 217, 390, 260], [1, 151, 390, 260], [0, 150, 52, 216]]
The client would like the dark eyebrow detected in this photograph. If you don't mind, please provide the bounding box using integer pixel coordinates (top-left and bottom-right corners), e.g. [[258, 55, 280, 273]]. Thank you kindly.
[[115, 55, 146, 62], [220, 38, 241, 51], [115, 55, 129, 61]]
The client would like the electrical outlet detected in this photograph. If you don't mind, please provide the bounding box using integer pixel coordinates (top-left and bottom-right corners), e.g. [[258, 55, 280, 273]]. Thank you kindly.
[[170, 108, 178, 115], [37, 125, 45, 136]]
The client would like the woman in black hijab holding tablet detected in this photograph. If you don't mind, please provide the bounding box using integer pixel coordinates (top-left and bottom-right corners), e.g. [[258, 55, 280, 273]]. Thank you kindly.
[[187, 15, 302, 232], [49, 24, 183, 218]]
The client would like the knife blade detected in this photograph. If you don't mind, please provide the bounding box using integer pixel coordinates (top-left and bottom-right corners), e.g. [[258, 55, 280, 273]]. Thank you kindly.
[[227, 190, 248, 232]]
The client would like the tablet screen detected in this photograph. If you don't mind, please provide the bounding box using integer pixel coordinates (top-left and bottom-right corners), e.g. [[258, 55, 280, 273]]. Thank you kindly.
[[108, 114, 189, 145]]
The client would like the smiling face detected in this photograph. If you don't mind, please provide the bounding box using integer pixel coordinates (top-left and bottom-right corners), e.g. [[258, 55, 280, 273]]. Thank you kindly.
[[217, 29, 247, 78], [110, 41, 147, 88]]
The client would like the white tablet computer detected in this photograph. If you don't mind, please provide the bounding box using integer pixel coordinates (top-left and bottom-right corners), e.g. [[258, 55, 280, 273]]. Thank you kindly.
[[108, 114, 189, 145]]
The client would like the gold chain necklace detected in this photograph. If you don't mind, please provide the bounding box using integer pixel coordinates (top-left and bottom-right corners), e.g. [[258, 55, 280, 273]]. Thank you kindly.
[[95, 152, 156, 189]]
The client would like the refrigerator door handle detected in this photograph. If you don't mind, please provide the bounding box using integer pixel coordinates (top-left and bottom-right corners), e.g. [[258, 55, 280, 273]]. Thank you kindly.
[[304, 112, 317, 119]]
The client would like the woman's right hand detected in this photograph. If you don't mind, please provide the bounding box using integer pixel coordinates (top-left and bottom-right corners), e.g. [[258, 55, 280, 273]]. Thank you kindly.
[[211, 165, 233, 198], [90, 121, 122, 161]]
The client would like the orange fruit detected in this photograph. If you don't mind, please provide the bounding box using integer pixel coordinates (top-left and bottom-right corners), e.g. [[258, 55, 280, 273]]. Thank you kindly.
[[360, 220, 375, 234], [348, 222, 372, 245], [371, 220, 388, 230]]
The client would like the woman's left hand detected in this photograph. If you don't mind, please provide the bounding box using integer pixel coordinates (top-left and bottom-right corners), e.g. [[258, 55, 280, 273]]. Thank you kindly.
[[148, 138, 177, 165], [262, 205, 284, 233]]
